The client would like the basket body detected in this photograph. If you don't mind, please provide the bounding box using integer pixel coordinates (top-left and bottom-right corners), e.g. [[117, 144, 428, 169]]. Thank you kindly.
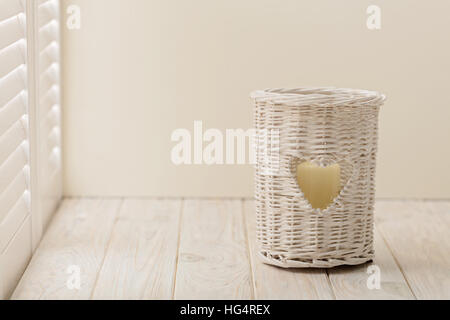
[[251, 88, 385, 268]]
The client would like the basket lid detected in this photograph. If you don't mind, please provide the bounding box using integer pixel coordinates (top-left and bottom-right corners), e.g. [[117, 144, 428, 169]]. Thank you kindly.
[[251, 87, 386, 107]]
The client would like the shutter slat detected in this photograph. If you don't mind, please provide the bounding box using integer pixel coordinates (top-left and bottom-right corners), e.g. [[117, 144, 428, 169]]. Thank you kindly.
[[0, 120, 27, 166], [0, 167, 29, 224], [0, 39, 27, 79], [0, 91, 27, 137], [39, 0, 57, 7], [39, 19, 58, 51], [39, 63, 59, 97], [0, 192, 30, 252], [0, 0, 25, 23], [41, 104, 59, 137], [39, 41, 59, 72], [40, 85, 59, 115], [0, 65, 27, 108], [39, 105, 60, 145], [47, 126, 60, 152], [0, 143, 28, 195], [0, 14, 26, 51], [38, 0, 59, 28]]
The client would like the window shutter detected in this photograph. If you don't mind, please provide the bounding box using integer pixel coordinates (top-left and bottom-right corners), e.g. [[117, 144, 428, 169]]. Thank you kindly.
[[0, 0, 32, 299], [0, 0, 62, 298], [37, 0, 62, 229]]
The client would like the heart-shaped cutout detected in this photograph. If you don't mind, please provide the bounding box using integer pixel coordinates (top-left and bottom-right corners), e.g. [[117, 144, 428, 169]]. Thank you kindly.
[[295, 160, 352, 210]]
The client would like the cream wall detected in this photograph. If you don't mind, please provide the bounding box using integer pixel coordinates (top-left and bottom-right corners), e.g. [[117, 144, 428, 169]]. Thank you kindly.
[[62, 0, 450, 199]]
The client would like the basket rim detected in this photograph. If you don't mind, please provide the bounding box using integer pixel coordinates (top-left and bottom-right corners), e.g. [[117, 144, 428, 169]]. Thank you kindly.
[[251, 87, 386, 107]]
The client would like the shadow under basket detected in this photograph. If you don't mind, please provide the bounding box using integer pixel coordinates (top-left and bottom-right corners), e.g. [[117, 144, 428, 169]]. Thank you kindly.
[[251, 87, 386, 268]]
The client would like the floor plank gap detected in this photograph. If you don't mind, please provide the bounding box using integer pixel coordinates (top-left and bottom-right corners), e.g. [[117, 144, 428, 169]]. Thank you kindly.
[[171, 199, 184, 300], [242, 199, 256, 300]]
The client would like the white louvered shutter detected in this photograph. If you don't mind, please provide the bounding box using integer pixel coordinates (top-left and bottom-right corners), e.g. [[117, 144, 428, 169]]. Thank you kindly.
[[37, 0, 61, 230], [0, 0, 62, 299], [0, 0, 32, 299]]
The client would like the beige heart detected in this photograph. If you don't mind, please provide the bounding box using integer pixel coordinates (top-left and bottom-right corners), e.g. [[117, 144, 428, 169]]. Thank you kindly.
[[296, 160, 351, 210]]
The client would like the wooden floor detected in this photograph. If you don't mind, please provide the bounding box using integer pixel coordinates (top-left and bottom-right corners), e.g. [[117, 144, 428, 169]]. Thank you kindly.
[[12, 199, 450, 300]]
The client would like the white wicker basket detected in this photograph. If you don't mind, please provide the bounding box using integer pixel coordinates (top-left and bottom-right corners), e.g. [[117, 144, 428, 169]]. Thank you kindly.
[[251, 87, 386, 268]]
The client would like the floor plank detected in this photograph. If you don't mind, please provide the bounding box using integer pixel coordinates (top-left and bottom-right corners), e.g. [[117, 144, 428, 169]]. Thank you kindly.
[[244, 200, 335, 300], [328, 227, 415, 300], [91, 199, 182, 300], [421, 201, 450, 226], [375, 200, 450, 300], [0, 217, 32, 299], [11, 199, 450, 300], [12, 199, 121, 300], [174, 199, 253, 300]]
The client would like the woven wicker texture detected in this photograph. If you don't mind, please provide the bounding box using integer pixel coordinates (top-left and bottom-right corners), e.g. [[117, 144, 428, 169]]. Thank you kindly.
[[251, 88, 385, 268]]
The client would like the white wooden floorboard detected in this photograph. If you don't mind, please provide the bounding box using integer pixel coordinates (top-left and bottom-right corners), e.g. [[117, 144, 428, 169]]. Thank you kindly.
[[0, 216, 32, 299], [91, 199, 182, 300], [375, 200, 450, 300], [174, 199, 253, 300], [9, 199, 450, 300], [421, 201, 450, 226], [328, 226, 415, 300], [244, 200, 335, 300], [12, 199, 122, 300]]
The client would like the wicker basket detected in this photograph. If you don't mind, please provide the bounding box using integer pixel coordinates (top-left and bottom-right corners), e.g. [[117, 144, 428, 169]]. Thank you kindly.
[[251, 87, 386, 268]]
